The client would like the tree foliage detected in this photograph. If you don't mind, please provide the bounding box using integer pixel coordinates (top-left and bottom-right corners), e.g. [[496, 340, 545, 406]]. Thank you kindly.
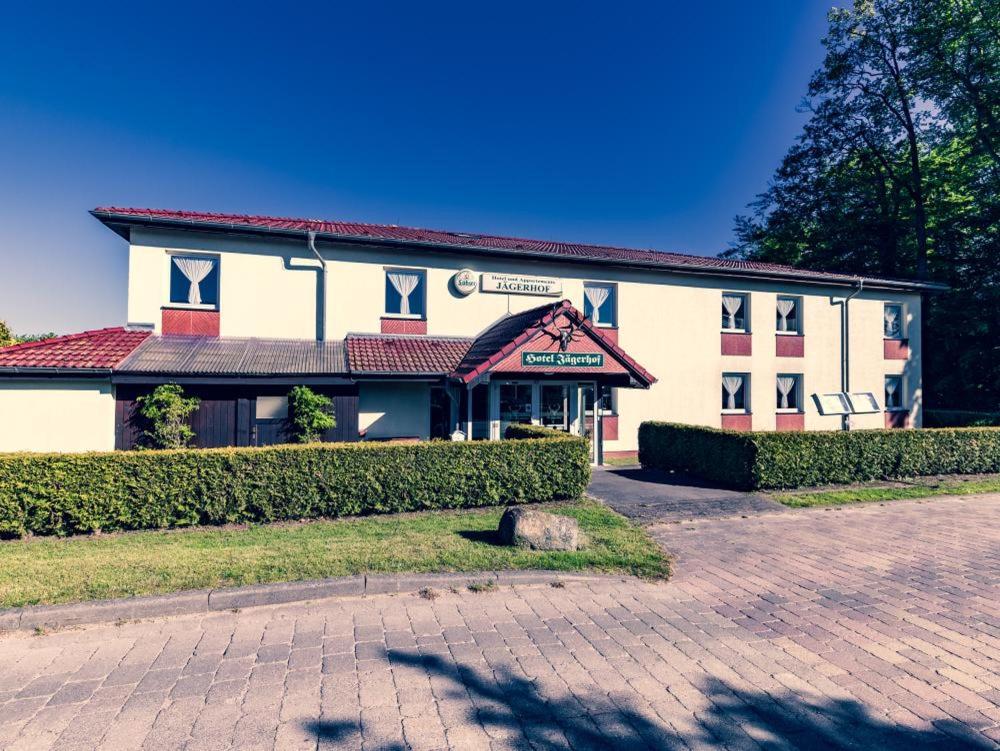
[[287, 385, 336, 443], [728, 0, 1000, 410], [0, 321, 12, 348], [136, 384, 200, 450]]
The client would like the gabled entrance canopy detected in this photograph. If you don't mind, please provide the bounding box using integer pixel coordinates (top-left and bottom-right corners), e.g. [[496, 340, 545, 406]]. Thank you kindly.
[[450, 300, 656, 388]]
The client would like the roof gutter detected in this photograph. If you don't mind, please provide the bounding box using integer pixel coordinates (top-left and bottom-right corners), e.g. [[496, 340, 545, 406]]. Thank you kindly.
[[92, 211, 949, 294], [0, 367, 112, 379]]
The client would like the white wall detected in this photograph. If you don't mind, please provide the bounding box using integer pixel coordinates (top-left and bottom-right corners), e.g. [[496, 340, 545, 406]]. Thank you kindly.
[[127, 229, 925, 449], [359, 382, 430, 440], [0, 380, 115, 453]]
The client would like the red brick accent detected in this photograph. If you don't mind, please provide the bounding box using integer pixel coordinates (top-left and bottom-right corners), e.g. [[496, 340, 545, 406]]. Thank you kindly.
[[380, 317, 427, 335], [721, 413, 752, 431], [604, 450, 637, 463], [721, 332, 752, 356], [597, 328, 618, 345], [162, 308, 220, 336], [884, 338, 909, 360], [602, 415, 619, 441], [776, 334, 804, 358], [776, 413, 805, 432], [885, 410, 909, 429]]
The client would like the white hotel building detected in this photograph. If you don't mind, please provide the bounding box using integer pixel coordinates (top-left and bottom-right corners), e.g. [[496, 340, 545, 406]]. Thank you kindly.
[[0, 208, 942, 462]]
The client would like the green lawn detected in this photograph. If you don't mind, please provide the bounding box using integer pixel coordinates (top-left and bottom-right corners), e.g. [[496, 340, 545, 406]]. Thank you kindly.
[[771, 474, 1000, 508], [0, 499, 668, 609]]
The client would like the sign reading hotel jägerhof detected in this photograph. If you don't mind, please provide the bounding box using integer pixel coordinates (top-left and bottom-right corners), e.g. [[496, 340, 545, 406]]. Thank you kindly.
[[480, 272, 562, 297], [521, 352, 604, 368]]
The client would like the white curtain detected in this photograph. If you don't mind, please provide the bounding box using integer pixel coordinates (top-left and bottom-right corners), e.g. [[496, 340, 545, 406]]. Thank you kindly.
[[585, 286, 610, 325], [722, 295, 743, 329], [776, 376, 796, 409], [885, 378, 898, 407], [776, 298, 796, 332], [722, 376, 743, 410], [173, 257, 215, 305], [388, 272, 420, 315], [884, 306, 900, 337]]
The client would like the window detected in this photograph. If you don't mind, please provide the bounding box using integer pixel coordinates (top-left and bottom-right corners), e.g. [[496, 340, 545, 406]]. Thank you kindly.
[[256, 396, 288, 420], [884, 303, 904, 339], [776, 374, 802, 412], [885, 375, 903, 410], [169, 256, 219, 308], [385, 269, 426, 318], [584, 384, 616, 415], [583, 283, 617, 327], [722, 373, 749, 412], [722, 293, 748, 332], [776, 296, 801, 334]]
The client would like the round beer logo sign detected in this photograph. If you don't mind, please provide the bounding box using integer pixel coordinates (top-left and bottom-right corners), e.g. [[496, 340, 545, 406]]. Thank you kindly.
[[453, 269, 477, 296]]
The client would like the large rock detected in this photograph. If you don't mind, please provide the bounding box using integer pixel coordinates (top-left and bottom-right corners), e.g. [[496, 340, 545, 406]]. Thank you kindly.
[[498, 507, 581, 551]]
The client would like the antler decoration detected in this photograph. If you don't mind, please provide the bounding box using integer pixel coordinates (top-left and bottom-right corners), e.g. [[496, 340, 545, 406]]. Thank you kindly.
[[545, 311, 591, 352]]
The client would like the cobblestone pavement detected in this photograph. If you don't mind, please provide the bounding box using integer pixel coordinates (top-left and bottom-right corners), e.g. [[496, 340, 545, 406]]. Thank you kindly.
[[0, 496, 998, 750]]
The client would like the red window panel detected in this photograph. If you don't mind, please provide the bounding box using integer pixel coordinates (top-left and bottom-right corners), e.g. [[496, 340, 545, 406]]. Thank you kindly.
[[884, 339, 909, 360], [380, 317, 427, 335], [721, 333, 752, 356], [162, 308, 220, 336], [601, 414, 619, 441], [776, 335, 804, 358], [885, 410, 909, 429], [776, 413, 805, 432], [721, 413, 752, 431]]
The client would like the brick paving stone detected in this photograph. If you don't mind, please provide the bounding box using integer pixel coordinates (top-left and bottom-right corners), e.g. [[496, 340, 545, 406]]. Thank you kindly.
[[0, 495, 998, 749]]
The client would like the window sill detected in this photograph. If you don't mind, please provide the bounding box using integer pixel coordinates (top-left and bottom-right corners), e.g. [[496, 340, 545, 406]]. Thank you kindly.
[[775, 331, 802, 336], [382, 313, 426, 321], [776, 408, 803, 414], [721, 410, 751, 415], [885, 407, 908, 413], [164, 303, 218, 312], [721, 329, 749, 335]]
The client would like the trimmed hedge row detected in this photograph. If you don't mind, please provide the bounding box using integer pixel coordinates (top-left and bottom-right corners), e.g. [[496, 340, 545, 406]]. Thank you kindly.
[[638, 421, 1000, 490], [924, 409, 1000, 428], [0, 434, 591, 539]]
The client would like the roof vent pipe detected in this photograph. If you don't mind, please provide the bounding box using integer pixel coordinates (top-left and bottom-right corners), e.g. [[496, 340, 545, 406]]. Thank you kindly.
[[307, 231, 328, 341]]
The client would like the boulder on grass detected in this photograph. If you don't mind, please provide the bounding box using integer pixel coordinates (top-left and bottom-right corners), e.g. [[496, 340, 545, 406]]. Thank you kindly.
[[498, 507, 580, 551]]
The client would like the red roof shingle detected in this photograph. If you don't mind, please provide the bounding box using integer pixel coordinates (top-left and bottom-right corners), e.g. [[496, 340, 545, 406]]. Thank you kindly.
[[0, 328, 151, 370], [346, 334, 472, 375], [92, 207, 940, 290]]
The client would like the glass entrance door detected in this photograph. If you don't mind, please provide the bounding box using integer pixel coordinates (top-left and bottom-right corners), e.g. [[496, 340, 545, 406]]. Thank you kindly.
[[540, 384, 569, 431], [498, 383, 533, 437]]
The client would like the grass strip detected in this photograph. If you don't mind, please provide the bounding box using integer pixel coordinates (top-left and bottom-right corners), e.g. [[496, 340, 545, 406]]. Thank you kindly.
[[771, 476, 1000, 508], [0, 499, 668, 608]]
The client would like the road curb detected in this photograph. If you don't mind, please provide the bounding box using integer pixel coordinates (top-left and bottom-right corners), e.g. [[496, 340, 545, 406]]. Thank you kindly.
[[0, 570, 622, 634]]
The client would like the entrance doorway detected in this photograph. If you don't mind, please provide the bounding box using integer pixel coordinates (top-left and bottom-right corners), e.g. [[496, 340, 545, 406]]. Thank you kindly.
[[498, 383, 533, 436]]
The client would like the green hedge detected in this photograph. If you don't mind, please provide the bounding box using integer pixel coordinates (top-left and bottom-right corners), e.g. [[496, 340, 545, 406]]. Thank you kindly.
[[924, 409, 1000, 428], [0, 435, 591, 539], [639, 421, 1000, 490]]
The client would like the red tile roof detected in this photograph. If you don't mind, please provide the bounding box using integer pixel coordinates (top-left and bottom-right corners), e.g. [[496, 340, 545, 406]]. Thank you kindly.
[[0, 328, 151, 370], [346, 334, 472, 375], [452, 300, 656, 387], [92, 207, 941, 290]]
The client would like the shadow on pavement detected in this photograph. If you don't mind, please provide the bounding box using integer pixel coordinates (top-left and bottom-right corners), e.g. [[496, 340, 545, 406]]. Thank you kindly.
[[303, 650, 988, 750]]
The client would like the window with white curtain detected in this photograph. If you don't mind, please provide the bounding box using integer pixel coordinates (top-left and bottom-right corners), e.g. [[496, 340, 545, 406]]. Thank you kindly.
[[169, 256, 219, 307], [384, 269, 426, 317], [776, 374, 802, 411], [776, 296, 801, 334], [583, 283, 617, 327], [885, 375, 903, 410], [721, 373, 749, 412], [721, 293, 749, 332], [884, 303, 904, 339]]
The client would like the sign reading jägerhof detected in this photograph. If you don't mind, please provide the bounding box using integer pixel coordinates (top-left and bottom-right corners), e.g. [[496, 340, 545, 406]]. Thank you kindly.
[[480, 273, 561, 297], [521, 352, 604, 368]]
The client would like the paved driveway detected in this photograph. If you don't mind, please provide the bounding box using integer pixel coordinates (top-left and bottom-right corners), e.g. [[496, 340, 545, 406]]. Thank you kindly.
[[588, 465, 786, 522], [0, 496, 998, 750]]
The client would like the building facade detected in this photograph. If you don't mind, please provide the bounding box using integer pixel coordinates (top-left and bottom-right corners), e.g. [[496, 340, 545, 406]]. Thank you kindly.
[[0, 207, 941, 460]]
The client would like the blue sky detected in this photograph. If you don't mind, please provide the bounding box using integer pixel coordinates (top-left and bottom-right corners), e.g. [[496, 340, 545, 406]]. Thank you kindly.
[[0, 2, 832, 334]]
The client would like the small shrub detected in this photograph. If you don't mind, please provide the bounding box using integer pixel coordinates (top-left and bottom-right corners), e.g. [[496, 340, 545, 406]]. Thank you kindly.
[[639, 421, 1000, 490], [287, 386, 336, 443], [467, 579, 497, 593], [923, 409, 1000, 428], [136, 384, 200, 449]]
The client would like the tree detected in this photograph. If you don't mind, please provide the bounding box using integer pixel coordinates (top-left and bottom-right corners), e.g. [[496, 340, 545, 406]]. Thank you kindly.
[[728, 0, 1000, 412], [0, 321, 12, 348], [287, 386, 335, 443], [136, 384, 200, 449]]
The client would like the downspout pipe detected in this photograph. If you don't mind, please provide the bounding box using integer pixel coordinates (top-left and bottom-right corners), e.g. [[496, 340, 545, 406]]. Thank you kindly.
[[840, 277, 864, 430], [307, 231, 328, 341]]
